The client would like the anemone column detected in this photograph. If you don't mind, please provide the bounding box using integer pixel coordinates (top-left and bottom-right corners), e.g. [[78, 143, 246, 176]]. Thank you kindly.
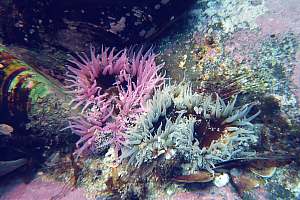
[[0, 44, 74, 160]]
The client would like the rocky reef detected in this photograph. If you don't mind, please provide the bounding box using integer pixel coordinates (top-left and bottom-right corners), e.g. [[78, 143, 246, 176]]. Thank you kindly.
[[1, 0, 300, 200]]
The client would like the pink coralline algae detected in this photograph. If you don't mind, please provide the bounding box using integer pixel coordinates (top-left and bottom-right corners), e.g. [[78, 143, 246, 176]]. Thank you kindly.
[[0, 177, 87, 200], [64, 46, 164, 157]]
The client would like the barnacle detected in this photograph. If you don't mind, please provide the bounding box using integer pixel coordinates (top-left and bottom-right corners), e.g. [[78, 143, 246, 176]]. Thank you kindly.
[[122, 83, 260, 173]]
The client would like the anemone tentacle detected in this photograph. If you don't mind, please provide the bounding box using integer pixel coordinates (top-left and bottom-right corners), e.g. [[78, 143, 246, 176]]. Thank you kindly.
[[64, 46, 164, 157]]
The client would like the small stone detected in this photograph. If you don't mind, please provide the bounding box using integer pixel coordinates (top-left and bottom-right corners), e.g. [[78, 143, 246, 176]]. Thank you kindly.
[[213, 173, 230, 187], [154, 4, 161, 10]]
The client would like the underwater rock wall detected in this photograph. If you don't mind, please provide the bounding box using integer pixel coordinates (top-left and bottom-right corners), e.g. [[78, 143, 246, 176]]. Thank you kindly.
[[154, 0, 300, 198], [1, 0, 300, 200], [0, 0, 196, 50], [0, 0, 196, 84]]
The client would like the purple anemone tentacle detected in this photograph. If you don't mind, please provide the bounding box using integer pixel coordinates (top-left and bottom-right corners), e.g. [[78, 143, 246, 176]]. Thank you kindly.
[[64, 45, 165, 158]]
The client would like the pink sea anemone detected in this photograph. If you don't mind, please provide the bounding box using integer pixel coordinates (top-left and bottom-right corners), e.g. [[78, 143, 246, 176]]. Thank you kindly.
[[64, 46, 164, 157]]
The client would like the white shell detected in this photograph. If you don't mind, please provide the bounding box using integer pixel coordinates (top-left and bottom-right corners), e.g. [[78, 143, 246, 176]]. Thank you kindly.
[[213, 173, 230, 187]]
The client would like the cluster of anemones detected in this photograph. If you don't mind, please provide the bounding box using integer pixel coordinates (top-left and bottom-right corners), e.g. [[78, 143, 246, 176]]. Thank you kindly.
[[64, 46, 164, 157], [122, 84, 260, 172]]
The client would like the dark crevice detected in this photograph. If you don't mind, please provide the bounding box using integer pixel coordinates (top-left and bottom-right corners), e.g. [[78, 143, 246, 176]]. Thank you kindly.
[[150, 101, 176, 136]]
